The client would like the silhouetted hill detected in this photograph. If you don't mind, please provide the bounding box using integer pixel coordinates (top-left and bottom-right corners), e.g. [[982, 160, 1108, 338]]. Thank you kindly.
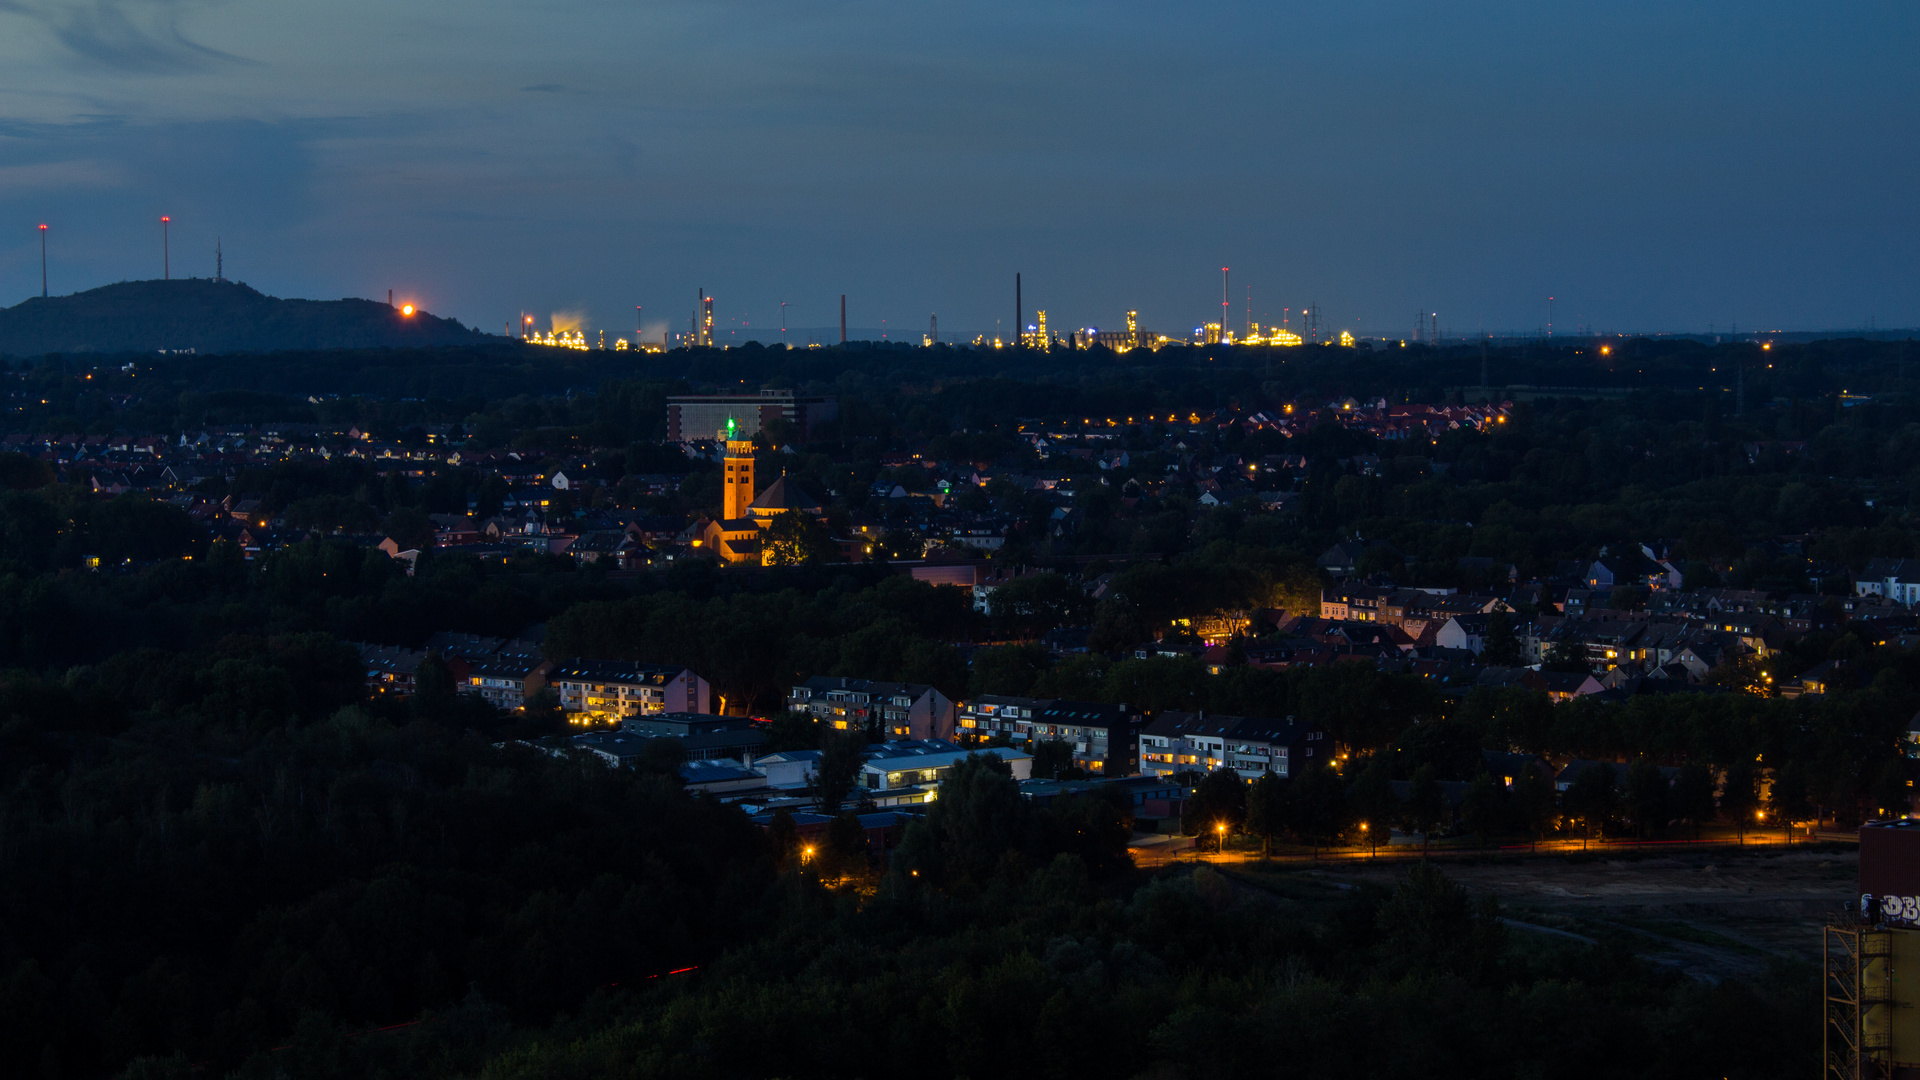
[[0, 279, 492, 356]]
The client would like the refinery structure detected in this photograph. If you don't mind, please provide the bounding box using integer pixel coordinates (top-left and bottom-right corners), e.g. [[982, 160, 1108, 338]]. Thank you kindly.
[[510, 279, 1358, 353]]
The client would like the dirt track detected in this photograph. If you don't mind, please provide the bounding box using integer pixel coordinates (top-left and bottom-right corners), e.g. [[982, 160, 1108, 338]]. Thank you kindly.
[[1318, 848, 1857, 982]]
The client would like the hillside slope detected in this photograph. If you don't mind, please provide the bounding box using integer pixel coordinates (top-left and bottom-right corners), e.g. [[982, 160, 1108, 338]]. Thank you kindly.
[[0, 279, 491, 356]]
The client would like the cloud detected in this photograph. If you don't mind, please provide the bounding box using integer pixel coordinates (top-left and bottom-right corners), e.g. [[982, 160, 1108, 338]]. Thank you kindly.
[[0, 0, 247, 72], [0, 157, 123, 189]]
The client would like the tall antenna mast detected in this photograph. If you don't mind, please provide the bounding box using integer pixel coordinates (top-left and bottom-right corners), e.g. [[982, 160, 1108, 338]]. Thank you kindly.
[[1015, 272, 1022, 348], [1221, 267, 1229, 342], [929, 313, 938, 345], [215, 237, 223, 283]]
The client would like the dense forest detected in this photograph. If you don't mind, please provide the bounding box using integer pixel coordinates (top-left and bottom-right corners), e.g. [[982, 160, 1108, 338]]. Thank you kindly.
[[0, 336, 1913, 1077]]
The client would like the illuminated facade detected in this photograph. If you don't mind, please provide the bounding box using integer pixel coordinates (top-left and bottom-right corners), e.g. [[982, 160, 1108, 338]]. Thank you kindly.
[[700, 416, 829, 565], [549, 660, 711, 726], [722, 422, 755, 521], [1138, 711, 1328, 779]]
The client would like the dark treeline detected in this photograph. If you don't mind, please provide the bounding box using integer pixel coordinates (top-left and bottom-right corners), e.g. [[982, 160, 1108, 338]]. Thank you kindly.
[[0, 696, 1818, 1080], [5, 334, 1916, 441], [0, 644, 770, 1080]]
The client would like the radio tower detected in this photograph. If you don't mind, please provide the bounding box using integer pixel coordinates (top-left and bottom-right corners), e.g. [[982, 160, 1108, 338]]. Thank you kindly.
[[929, 313, 938, 345], [1221, 267, 1230, 343]]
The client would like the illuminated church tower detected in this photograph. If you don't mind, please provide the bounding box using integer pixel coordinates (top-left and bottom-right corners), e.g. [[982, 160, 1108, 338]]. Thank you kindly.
[[722, 417, 755, 521]]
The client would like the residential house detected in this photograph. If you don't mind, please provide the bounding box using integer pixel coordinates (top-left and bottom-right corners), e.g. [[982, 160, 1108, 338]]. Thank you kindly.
[[1435, 613, 1489, 655], [1858, 559, 1920, 606], [1780, 659, 1847, 698], [359, 644, 426, 696], [788, 676, 957, 740], [1139, 711, 1329, 779], [1320, 584, 1388, 621], [1024, 700, 1147, 775], [549, 660, 711, 725], [1521, 670, 1607, 701], [1587, 553, 1681, 592], [465, 654, 554, 710], [957, 695, 1050, 742]]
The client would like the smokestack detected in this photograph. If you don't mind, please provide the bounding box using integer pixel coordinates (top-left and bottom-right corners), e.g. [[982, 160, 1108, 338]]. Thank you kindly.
[[840, 294, 846, 344], [1016, 272, 1022, 348]]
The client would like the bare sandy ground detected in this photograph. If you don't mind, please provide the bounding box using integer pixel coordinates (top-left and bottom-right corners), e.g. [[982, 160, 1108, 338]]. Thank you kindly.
[[1314, 848, 1857, 981]]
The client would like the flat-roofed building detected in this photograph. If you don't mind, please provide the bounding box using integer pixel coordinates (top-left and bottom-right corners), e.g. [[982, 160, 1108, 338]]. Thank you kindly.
[[667, 389, 838, 444]]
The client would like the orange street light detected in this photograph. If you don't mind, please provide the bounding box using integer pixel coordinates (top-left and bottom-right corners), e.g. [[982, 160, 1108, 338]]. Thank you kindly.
[[401, 304, 415, 316]]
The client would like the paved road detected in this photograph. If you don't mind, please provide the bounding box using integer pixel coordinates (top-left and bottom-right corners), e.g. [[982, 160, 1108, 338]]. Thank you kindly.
[[1128, 830, 1842, 870]]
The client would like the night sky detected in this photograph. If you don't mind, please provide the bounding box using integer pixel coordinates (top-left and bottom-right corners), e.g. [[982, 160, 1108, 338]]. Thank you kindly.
[[2, 1, 1914, 341]]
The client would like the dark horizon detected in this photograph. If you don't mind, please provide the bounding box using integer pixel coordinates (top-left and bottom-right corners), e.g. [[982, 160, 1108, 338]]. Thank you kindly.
[[5, 276, 1917, 347]]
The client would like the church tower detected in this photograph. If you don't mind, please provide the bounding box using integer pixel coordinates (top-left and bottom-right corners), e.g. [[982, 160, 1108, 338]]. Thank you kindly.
[[721, 417, 756, 520]]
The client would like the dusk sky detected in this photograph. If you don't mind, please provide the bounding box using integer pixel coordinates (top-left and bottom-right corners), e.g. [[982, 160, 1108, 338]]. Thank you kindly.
[[2, 1, 1914, 341]]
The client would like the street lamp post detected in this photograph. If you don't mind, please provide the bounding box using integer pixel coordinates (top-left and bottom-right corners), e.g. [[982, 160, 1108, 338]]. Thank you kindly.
[[1215, 822, 1226, 863]]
